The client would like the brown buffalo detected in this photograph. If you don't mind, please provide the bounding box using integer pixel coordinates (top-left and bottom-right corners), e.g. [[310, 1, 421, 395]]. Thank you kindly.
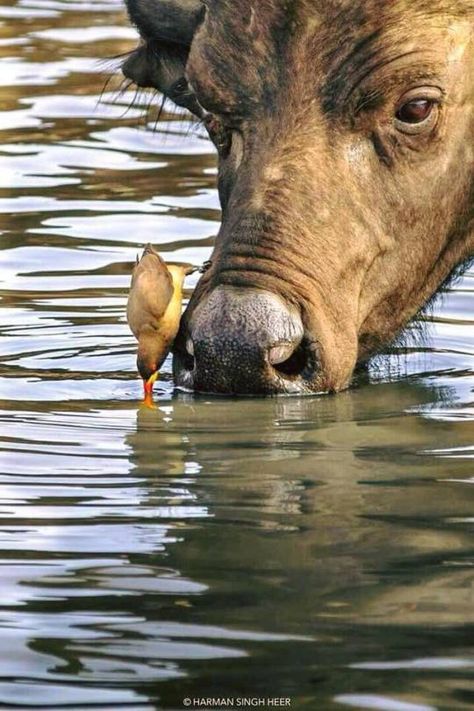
[[123, 0, 474, 394]]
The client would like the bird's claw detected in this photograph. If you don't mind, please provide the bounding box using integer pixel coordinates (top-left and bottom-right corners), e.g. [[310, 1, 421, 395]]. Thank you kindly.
[[185, 260, 212, 276], [199, 260, 212, 273]]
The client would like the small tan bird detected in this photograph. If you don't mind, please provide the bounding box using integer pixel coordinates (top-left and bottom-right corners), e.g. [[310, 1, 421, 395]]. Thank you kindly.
[[127, 244, 196, 404]]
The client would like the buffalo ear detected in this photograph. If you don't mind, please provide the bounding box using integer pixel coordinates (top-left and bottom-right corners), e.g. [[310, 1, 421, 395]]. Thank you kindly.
[[123, 0, 205, 118], [125, 0, 203, 45]]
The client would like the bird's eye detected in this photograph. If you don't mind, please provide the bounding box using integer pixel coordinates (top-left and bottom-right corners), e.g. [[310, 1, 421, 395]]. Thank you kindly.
[[396, 99, 434, 124]]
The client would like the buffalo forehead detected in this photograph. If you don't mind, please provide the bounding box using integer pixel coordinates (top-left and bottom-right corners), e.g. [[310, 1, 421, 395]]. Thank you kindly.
[[190, 0, 472, 113]]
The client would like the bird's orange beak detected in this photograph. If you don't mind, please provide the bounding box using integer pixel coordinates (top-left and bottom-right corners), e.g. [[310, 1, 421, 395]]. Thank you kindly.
[[142, 371, 158, 407]]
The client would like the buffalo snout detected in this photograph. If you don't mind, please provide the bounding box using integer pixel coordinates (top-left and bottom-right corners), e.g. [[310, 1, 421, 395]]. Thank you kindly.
[[174, 286, 319, 394]]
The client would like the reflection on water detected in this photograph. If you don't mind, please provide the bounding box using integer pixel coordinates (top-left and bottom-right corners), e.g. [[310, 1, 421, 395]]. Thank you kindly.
[[0, 1, 473, 709]]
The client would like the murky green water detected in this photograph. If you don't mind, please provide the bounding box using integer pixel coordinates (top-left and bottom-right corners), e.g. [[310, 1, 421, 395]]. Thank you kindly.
[[0, 2, 473, 709]]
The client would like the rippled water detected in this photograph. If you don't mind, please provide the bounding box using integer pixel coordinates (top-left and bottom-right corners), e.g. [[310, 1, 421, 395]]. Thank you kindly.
[[0, 2, 473, 709]]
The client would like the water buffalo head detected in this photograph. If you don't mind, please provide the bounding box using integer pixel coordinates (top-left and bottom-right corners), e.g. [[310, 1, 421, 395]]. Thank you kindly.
[[124, 0, 474, 394]]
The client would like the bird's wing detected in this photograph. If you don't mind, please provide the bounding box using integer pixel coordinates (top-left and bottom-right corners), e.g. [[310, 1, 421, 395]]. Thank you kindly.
[[127, 245, 174, 338]]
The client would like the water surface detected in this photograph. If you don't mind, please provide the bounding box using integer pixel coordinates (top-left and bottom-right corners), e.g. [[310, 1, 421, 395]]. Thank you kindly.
[[0, 1, 473, 709]]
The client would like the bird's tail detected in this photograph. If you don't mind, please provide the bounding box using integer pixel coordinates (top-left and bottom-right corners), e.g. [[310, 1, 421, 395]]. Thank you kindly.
[[141, 243, 159, 259]]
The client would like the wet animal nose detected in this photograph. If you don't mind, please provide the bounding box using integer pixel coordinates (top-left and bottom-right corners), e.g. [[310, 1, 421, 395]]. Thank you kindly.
[[175, 286, 316, 394]]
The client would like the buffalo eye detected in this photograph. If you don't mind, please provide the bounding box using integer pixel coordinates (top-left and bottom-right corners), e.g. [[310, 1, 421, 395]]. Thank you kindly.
[[396, 99, 434, 124], [394, 89, 441, 135]]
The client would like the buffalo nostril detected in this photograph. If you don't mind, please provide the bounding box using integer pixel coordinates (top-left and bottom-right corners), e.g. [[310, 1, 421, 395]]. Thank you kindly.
[[268, 341, 299, 365], [270, 340, 310, 379]]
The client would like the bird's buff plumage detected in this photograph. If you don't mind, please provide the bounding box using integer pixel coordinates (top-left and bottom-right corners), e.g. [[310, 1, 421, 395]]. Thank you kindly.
[[126, 244, 197, 404]]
